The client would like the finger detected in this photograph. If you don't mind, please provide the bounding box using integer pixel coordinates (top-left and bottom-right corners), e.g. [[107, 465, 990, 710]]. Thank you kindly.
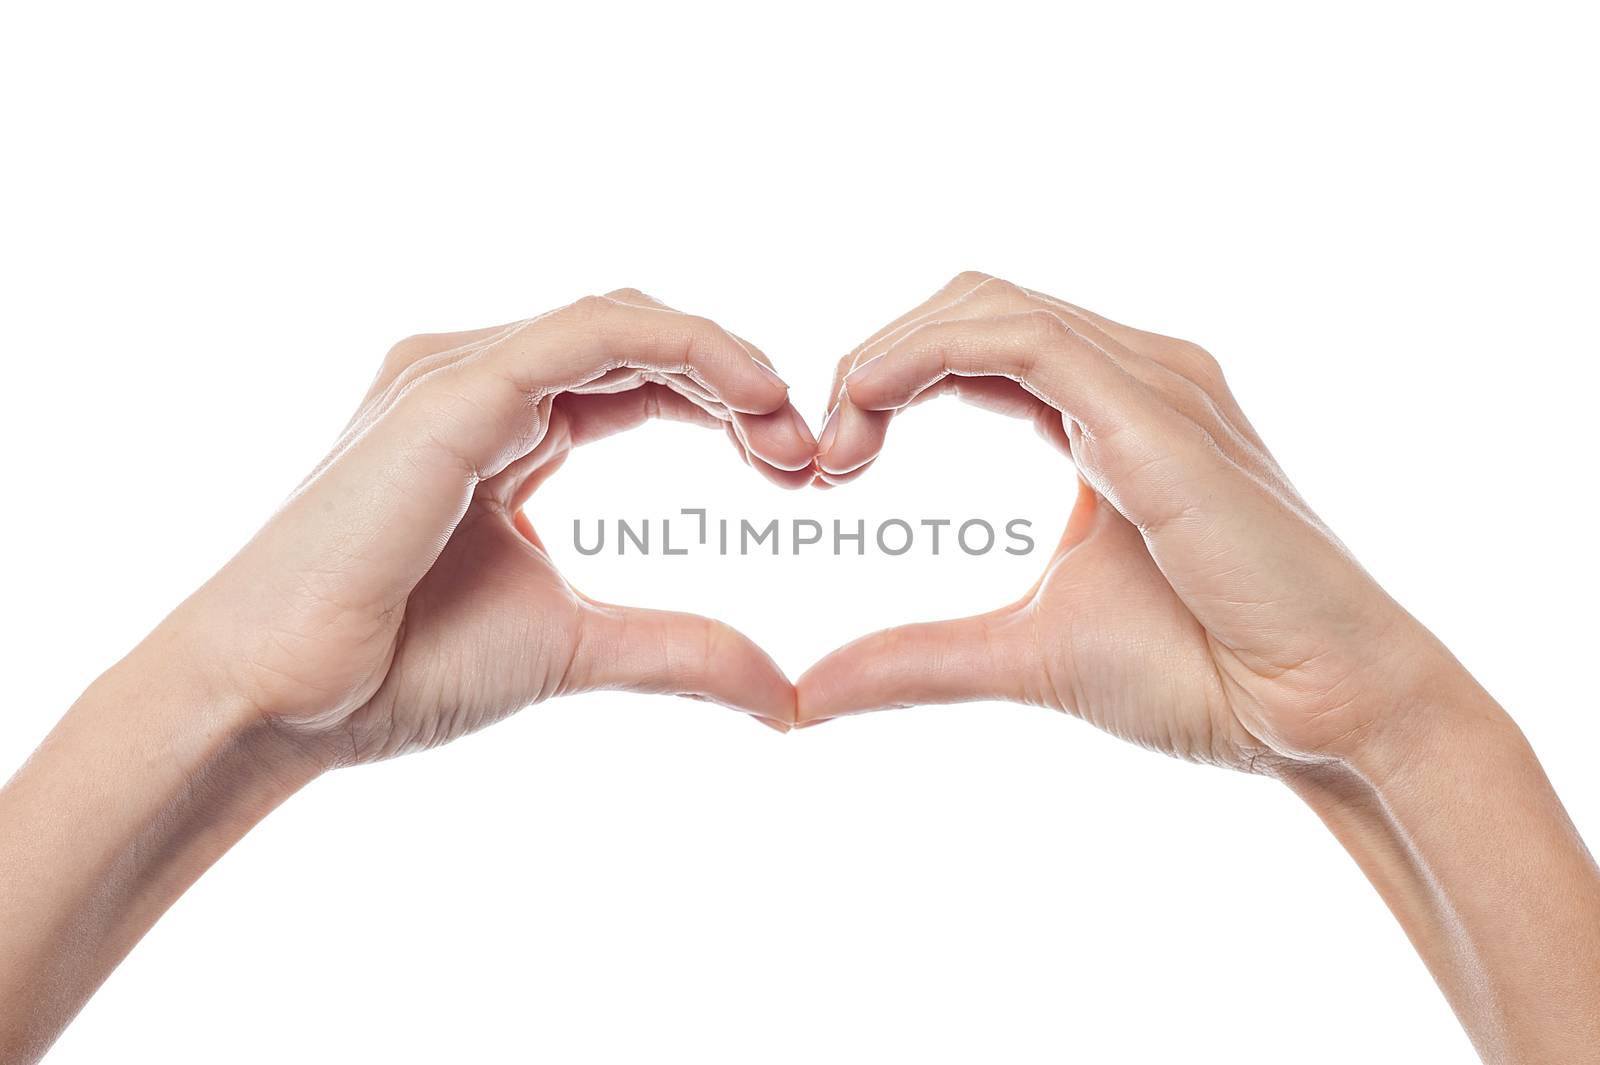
[[722, 420, 820, 489], [825, 374, 1073, 476], [1018, 288, 1177, 361], [558, 382, 723, 444], [750, 454, 820, 489], [571, 603, 797, 728], [813, 457, 873, 488], [827, 310, 1114, 478], [567, 367, 738, 434], [320, 321, 527, 477], [828, 271, 1000, 405], [819, 373, 1071, 486], [906, 376, 1072, 456], [838, 311, 1334, 653], [382, 296, 790, 486], [815, 349, 883, 483], [578, 368, 815, 483], [599, 289, 816, 475], [1014, 288, 1272, 455], [816, 271, 997, 478], [815, 398, 889, 478], [726, 328, 817, 476], [522, 297, 790, 414], [840, 310, 1208, 526], [281, 299, 791, 617], [796, 607, 1038, 724], [493, 383, 749, 510], [564, 362, 811, 480], [843, 310, 1144, 432], [956, 289, 1277, 491], [599, 289, 785, 386], [730, 406, 818, 474]]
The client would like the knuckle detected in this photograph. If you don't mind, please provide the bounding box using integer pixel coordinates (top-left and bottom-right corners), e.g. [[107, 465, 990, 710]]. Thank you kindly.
[[1020, 307, 1071, 337], [1172, 411, 1225, 459], [382, 340, 464, 397], [383, 333, 437, 371], [1162, 370, 1220, 424], [698, 616, 732, 669], [904, 317, 955, 345], [1171, 338, 1226, 386], [605, 286, 645, 300], [653, 317, 715, 375], [390, 357, 454, 405], [388, 360, 435, 397], [970, 276, 1025, 303], [949, 269, 992, 289], [565, 293, 616, 321], [382, 373, 446, 440], [691, 313, 734, 347], [677, 315, 721, 360]]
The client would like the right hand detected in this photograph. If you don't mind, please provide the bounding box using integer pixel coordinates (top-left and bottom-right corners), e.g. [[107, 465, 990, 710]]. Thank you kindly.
[[801, 273, 1467, 774]]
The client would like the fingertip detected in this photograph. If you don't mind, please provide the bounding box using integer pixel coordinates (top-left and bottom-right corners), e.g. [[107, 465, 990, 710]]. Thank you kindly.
[[703, 620, 798, 725], [752, 355, 789, 388], [814, 458, 874, 487], [816, 401, 890, 476], [842, 355, 893, 410], [736, 406, 818, 472], [797, 612, 1032, 724], [795, 646, 879, 724], [736, 359, 793, 415], [753, 458, 819, 490], [574, 605, 797, 726]]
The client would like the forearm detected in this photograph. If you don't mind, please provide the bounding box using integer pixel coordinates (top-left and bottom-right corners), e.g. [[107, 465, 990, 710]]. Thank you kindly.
[[0, 633, 323, 1063], [1286, 671, 1600, 1063]]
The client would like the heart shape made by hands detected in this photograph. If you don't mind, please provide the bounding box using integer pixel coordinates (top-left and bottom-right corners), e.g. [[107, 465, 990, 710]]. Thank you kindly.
[[528, 274, 1335, 775], [537, 391, 1068, 714]]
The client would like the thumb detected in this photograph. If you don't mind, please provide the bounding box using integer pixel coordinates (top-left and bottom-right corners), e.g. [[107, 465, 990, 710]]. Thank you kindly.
[[569, 602, 796, 730], [796, 607, 1039, 726]]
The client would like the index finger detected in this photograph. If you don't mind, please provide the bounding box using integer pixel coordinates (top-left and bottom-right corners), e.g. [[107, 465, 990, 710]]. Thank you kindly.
[[280, 298, 794, 616], [817, 271, 998, 482]]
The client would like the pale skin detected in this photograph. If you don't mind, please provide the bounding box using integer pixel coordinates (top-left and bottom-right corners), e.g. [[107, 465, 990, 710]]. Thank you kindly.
[[1, 277, 1595, 1063]]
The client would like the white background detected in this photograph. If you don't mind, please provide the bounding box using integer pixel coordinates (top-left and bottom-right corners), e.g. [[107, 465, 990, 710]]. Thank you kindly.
[[2, 2, 1596, 1062]]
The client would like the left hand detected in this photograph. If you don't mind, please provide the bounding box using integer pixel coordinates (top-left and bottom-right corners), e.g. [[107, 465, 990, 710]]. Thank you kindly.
[[160, 289, 811, 765]]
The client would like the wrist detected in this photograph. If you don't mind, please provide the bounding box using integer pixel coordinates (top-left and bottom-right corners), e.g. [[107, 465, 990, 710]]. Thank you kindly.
[[1334, 645, 1517, 798], [88, 624, 329, 800]]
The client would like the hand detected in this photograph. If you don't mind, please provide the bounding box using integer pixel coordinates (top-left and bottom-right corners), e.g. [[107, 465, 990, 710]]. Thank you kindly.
[[801, 272, 1459, 771], [165, 290, 811, 762], [5, 283, 1597, 1065]]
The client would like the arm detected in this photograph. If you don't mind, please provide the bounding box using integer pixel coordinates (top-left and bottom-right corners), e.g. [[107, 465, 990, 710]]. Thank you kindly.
[[0, 290, 812, 1061], [1286, 682, 1600, 1059], [801, 271, 1600, 1062], [0, 647, 320, 1064]]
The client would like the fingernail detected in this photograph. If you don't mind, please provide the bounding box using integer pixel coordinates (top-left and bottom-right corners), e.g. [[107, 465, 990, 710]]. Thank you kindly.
[[787, 406, 817, 451], [752, 714, 792, 734], [754, 360, 789, 391], [794, 716, 835, 730], [843, 354, 884, 394], [818, 406, 840, 454]]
